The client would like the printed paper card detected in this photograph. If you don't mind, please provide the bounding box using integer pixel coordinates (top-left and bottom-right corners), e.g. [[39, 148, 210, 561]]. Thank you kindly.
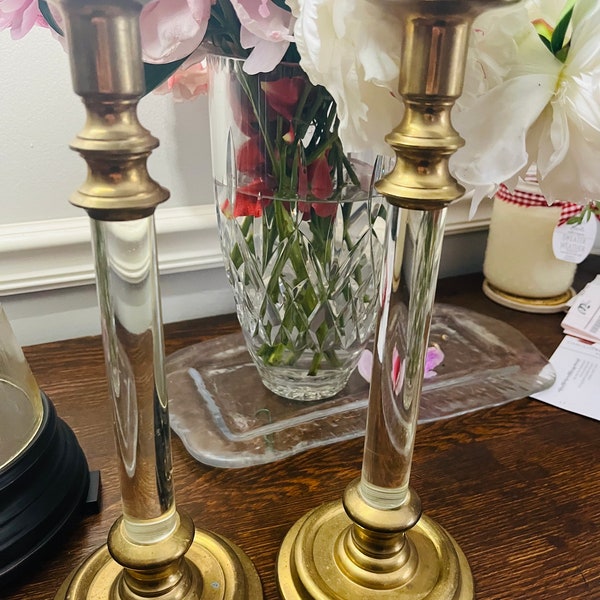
[[531, 335, 600, 421]]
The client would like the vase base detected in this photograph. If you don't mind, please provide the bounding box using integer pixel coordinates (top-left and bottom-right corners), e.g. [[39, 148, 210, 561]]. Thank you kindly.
[[276, 500, 473, 600], [256, 365, 350, 401], [482, 280, 575, 314]]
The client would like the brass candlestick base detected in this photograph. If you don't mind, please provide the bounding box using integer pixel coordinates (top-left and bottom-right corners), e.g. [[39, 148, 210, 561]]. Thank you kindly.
[[278, 480, 472, 599], [55, 511, 261, 600]]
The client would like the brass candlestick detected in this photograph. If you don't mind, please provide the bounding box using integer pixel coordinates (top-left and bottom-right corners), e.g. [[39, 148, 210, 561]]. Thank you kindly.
[[47, 2, 262, 599], [277, 1, 518, 598]]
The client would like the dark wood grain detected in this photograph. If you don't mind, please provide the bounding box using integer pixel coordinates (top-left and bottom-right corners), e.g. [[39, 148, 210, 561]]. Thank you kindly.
[[3, 265, 599, 600]]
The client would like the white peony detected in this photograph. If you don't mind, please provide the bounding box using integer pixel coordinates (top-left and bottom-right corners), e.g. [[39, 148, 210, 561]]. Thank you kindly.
[[290, 0, 404, 155]]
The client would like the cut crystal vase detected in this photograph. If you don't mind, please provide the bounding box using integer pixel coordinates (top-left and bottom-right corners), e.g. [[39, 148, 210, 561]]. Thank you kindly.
[[208, 54, 388, 401]]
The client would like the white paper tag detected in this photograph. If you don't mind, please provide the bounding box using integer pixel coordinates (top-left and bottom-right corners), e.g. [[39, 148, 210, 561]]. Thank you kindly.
[[302, 124, 316, 148], [552, 218, 597, 264]]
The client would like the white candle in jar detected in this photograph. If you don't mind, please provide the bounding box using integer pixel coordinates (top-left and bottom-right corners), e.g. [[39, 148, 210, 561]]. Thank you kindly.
[[483, 180, 576, 299]]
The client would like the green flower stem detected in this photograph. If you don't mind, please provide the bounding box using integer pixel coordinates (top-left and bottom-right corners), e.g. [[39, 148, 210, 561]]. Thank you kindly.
[[208, 1, 248, 57], [294, 86, 327, 144], [234, 65, 279, 178], [308, 352, 323, 376], [230, 215, 254, 270], [341, 151, 361, 186]]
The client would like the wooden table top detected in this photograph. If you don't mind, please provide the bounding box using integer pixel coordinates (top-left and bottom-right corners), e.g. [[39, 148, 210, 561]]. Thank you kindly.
[[4, 266, 600, 600]]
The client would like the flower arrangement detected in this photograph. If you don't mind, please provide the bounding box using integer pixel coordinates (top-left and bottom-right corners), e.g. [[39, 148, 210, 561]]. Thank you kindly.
[[3, 0, 597, 205], [195, 4, 386, 393], [452, 0, 600, 222]]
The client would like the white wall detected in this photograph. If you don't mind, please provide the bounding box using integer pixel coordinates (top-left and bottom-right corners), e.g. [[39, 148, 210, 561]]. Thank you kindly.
[[1, 27, 214, 222], [1, 26, 236, 346]]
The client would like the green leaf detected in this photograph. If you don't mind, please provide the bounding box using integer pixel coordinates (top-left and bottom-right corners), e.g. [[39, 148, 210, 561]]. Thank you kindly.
[[38, 1, 63, 36], [551, 6, 574, 56], [271, 0, 292, 11], [555, 43, 571, 63], [537, 33, 553, 53]]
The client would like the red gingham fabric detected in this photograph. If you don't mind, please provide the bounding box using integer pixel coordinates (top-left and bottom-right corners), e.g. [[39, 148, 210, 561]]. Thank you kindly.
[[496, 183, 591, 226]]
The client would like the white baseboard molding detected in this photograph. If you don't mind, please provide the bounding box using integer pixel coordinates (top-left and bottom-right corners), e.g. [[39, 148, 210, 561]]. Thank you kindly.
[[0, 197, 491, 297], [0, 205, 223, 296], [1, 267, 237, 347], [1, 197, 491, 346]]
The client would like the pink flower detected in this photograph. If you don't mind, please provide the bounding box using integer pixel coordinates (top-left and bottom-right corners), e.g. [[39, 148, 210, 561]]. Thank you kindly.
[[139, 0, 212, 64], [230, 0, 295, 74], [424, 346, 444, 379], [153, 58, 209, 101], [0, 0, 48, 39]]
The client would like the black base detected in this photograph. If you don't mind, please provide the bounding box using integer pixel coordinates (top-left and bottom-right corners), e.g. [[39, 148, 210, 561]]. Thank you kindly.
[[0, 392, 92, 586]]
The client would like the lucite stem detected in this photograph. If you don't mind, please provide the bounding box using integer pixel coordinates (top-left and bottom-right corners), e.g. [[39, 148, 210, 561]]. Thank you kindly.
[[360, 205, 447, 509], [91, 216, 177, 544]]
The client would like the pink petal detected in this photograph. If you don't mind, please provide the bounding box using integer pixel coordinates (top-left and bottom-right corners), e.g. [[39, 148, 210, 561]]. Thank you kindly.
[[154, 59, 209, 100], [307, 154, 333, 200], [425, 346, 444, 372], [140, 0, 211, 64], [231, 0, 294, 74], [230, 0, 294, 42], [357, 349, 373, 382], [243, 38, 291, 75], [0, 0, 47, 39], [424, 346, 444, 379], [392, 347, 403, 393]]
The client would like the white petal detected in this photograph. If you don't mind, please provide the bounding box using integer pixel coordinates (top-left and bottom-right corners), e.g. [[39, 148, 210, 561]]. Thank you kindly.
[[292, 0, 403, 154], [451, 74, 556, 189]]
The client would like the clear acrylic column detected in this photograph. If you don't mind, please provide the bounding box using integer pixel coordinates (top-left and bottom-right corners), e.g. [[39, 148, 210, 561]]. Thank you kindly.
[[277, 2, 518, 598], [360, 205, 447, 509], [92, 216, 176, 544]]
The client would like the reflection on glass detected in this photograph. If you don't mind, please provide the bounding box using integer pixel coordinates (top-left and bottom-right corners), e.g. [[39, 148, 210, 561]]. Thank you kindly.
[[0, 306, 44, 471], [92, 217, 176, 544], [360, 206, 447, 509]]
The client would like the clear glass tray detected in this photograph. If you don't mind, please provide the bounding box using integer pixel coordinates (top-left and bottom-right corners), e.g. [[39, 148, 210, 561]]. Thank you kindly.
[[166, 304, 555, 468]]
